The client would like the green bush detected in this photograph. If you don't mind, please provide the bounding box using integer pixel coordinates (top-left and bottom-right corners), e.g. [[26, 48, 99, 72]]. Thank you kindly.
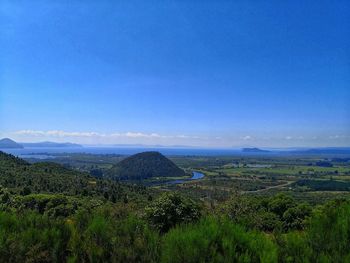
[[0, 211, 70, 263], [145, 193, 201, 232], [161, 217, 278, 263], [282, 203, 311, 231], [307, 200, 350, 262], [276, 232, 312, 263], [0, 209, 160, 263], [222, 194, 310, 232], [68, 212, 160, 263], [278, 200, 350, 263]]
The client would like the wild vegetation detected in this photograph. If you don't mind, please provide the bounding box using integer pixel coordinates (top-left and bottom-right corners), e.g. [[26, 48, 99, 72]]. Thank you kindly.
[[0, 151, 152, 204], [1, 151, 350, 262]]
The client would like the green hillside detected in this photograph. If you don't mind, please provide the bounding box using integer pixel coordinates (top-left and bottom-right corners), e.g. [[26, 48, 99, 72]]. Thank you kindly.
[[0, 151, 149, 202], [108, 151, 186, 180], [0, 151, 350, 262]]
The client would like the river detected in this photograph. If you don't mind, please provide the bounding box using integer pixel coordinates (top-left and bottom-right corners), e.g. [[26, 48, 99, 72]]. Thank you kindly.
[[166, 171, 205, 185]]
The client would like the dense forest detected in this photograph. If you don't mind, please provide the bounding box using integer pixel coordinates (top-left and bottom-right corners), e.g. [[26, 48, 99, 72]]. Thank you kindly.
[[1, 151, 350, 262]]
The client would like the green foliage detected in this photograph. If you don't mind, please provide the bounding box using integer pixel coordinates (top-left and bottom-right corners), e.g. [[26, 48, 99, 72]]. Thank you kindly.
[[0, 209, 159, 263], [307, 199, 350, 262], [145, 192, 201, 232], [282, 203, 311, 230], [0, 151, 151, 203], [1, 151, 350, 262], [293, 179, 350, 191], [0, 197, 350, 262], [276, 232, 312, 263], [162, 216, 278, 263], [223, 193, 311, 232], [278, 199, 350, 263], [268, 194, 295, 218], [12, 194, 79, 217], [0, 211, 71, 263], [69, 211, 160, 263]]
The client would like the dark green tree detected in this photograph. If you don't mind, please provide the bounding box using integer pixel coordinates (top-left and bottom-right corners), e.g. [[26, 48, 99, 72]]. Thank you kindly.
[[145, 192, 201, 232]]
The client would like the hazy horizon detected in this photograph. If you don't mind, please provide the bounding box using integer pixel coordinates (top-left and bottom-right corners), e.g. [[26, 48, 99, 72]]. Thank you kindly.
[[1, 136, 350, 150], [1, 1, 349, 147]]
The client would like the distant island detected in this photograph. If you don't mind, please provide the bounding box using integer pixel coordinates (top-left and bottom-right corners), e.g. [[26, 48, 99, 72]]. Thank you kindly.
[[242, 147, 270, 153], [0, 138, 24, 149], [290, 147, 350, 155], [21, 141, 83, 148]]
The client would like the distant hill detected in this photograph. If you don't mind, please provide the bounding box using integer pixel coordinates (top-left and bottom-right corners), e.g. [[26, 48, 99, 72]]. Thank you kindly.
[[290, 148, 350, 155], [0, 138, 24, 149], [242, 147, 270, 153], [108, 151, 186, 180], [21, 141, 83, 148]]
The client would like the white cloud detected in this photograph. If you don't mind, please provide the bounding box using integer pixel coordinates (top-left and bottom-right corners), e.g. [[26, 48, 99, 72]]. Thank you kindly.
[[14, 130, 45, 136], [242, 135, 252, 140], [15, 130, 103, 137], [124, 132, 164, 138], [12, 130, 199, 140]]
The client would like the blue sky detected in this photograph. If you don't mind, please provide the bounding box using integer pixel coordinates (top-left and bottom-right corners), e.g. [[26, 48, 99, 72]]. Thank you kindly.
[[1, 0, 349, 147]]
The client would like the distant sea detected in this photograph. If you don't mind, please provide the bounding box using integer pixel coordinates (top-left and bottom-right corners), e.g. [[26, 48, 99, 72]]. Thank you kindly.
[[2, 146, 262, 158], [1, 146, 350, 158]]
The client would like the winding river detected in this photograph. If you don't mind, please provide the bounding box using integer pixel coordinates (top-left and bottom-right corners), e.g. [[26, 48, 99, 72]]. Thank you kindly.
[[166, 171, 205, 185]]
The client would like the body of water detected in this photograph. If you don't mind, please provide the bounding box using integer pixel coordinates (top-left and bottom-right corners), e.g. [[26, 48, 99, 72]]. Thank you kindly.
[[166, 171, 205, 185], [0, 146, 279, 157], [2, 146, 348, 158]]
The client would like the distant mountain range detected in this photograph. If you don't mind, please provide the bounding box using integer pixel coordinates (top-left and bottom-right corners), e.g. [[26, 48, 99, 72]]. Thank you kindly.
[[0, 138, 24, 149], [289, 148, 350, 155], [0, 138, 82, 149]]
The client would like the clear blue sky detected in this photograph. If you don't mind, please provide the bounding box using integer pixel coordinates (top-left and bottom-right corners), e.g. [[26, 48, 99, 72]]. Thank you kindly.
[[1, 0, 349, 147]]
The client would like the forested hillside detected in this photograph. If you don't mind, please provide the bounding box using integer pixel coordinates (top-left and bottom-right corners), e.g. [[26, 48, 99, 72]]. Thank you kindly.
[[1, 151, 350, 262], [0, 151, 150, 203], [107, 151, 186, 180]]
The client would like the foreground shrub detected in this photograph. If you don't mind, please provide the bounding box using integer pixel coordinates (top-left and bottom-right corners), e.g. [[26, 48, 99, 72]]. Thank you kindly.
[[145, 193, 201, 233], [0, 211, 70, 263], [276, 232, 312, 263], [67, 212, 160, 263], [307, 199, 350, 262], [0, 209, 160, 263], [161, 216, 278, 263], [278, 199, 350, 263], [223, 194, 311, 232]]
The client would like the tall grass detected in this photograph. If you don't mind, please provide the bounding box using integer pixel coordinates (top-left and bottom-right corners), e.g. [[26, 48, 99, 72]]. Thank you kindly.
[[161, 216, 278, 263]]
